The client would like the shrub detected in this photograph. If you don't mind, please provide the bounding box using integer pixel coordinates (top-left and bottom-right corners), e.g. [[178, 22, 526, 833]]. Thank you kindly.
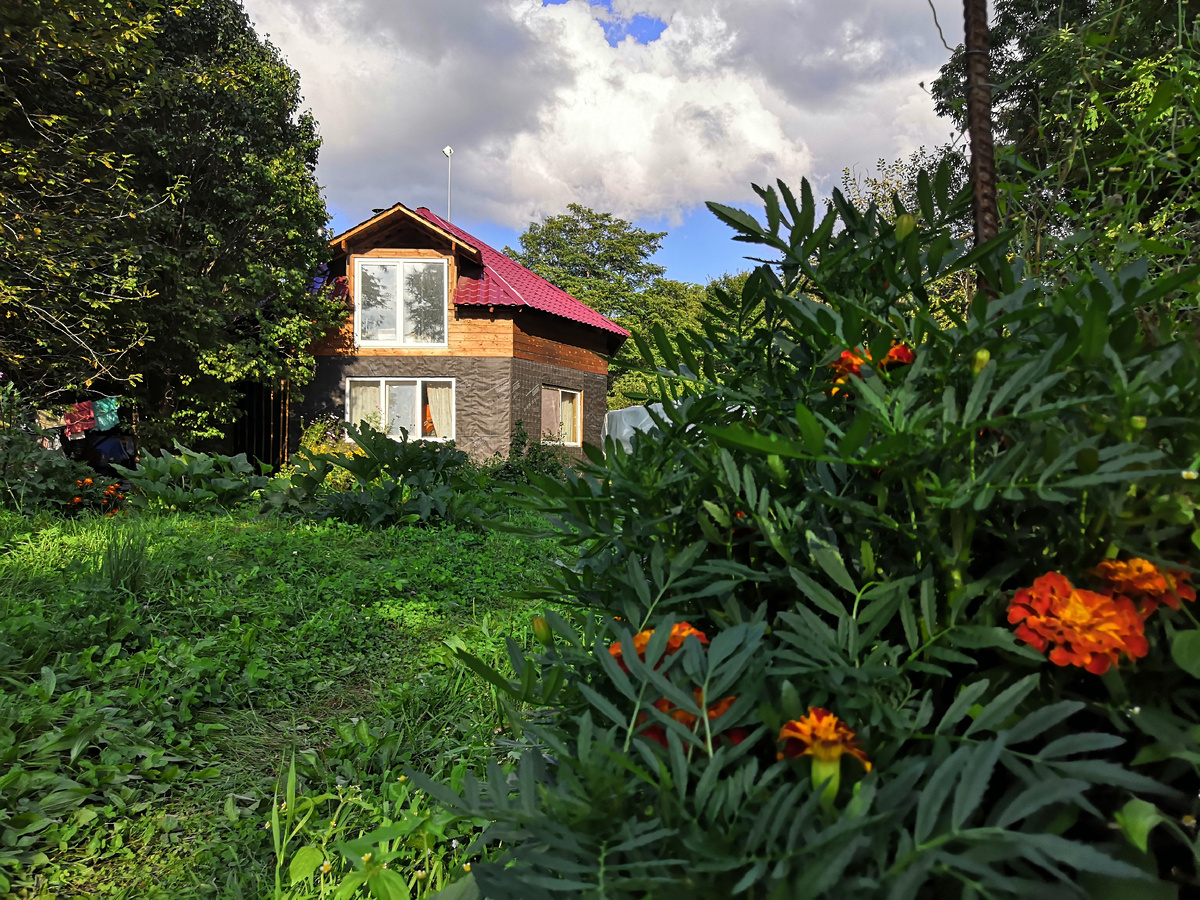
[[486, 421, 572, 485], [263, 422, 484, 528], [115, 441, 271, 510], [0, 381, 120, 515], [414, 168, 1200, 898]]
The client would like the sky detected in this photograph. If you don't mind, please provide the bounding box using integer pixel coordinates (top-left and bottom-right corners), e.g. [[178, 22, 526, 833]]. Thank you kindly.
[[241, 0, 966, 284]]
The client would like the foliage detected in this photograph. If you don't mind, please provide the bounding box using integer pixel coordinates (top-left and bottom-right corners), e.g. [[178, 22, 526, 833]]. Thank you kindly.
[[931, 0, 1200, 283], [115, 441, 271, 510], [0, 0, 158, 400], [426, 169, 1200, 898], [0, 0, 343, 442], [127, 0, 343, 443], [485, 421, 572, 485], [0, 381, 121, 515], [505, 203, 667, 322], [264, 421, 483, 528], [0, 508, 556, 897]]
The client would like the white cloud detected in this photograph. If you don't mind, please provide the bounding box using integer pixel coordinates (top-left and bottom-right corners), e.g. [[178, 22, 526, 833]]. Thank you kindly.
[[242, 0, 961, 229]]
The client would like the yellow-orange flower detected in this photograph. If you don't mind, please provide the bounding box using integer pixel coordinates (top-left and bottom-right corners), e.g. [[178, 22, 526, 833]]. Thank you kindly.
[[1092, 557, 1196, 616], [828, 344, 914, 395], [1008, 572, 1148, 675], [609, 622, 708, 670], [776, 707, 871, 771]]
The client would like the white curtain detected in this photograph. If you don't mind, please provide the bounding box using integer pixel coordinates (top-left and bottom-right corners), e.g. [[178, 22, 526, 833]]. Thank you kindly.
[[347, 381, 381, 428], [427, 381, 454, 439], [560, 391, 579, 443]]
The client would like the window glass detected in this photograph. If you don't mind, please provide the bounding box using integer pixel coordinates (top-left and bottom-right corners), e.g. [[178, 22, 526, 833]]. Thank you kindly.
[[560, 390, 579, 444], [403, 262, 447, 344], [384, 380, 418, 437], [541, 387, 561, 440], [347, 380, 381, 429], [358, 263, 399, 342]]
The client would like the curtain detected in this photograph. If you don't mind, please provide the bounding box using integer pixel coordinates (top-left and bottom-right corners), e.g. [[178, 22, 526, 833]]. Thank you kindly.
[[560, 391, 579, 443], [348, 381, 381, 429], [427, 381, 454, 439], [384, 381, 417, 437]]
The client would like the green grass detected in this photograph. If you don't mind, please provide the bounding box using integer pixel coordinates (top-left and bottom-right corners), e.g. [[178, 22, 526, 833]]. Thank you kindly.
[[0, 507, 558, 899]]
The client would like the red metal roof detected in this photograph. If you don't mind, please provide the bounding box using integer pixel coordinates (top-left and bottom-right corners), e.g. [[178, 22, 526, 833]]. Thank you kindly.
[[414, 208, 629, 338]]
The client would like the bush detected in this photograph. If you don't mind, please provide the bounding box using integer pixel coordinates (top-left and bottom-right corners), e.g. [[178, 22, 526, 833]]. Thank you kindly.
[[485, 421, 572, 485], [263, 422, 484, 528], [414, 168, 1200, 898], [115, 441, 270, 510], [0, 381, 123, 516]]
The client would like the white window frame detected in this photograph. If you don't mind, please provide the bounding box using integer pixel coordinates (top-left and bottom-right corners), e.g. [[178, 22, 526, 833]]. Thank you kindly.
[[352, 256, 449, 349], [542, 386, 582, 447], [344, 376, 456, 442]]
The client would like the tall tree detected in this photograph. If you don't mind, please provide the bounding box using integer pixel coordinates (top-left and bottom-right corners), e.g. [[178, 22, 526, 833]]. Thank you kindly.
[[506, 204, 667, 321], [0, 0, 342, 442], [0, 0, 159, 398], [506, 205, 710, 409]]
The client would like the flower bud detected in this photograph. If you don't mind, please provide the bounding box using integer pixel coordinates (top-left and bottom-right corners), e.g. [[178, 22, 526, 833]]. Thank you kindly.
[[1130, 416, 1147, 431], [894, 213, 916, 240], [532, 616, 553, 646], [972, 348, 991, 375]]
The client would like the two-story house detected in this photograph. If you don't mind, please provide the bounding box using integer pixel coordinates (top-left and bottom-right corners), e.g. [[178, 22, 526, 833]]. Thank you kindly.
[[299, 203, 628, 458]]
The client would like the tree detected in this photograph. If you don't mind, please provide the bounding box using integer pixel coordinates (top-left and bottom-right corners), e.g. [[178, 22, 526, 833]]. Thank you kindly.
[[0, 0, 343, 443], [0, 0, 160, 399], [506, 204, 667, 321], [929, 0, 1200, 281]]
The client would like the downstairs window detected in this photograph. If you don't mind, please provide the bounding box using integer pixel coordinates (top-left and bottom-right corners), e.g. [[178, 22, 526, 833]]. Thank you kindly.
[[541, 386, 581, 445], [346, 377, 455, 440]]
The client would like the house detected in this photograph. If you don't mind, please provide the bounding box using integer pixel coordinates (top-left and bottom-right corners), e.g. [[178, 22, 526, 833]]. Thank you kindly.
[[299, 203, 629, 458]]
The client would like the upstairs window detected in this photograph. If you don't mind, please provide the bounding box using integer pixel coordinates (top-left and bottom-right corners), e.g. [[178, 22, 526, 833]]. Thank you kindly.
[[354, 257, 448, 347], [541, 386, 581, 445]]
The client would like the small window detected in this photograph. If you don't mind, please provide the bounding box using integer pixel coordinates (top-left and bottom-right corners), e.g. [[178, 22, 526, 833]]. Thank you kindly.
[[354, 257, 448, 347], [541, 386, 581, 445], [346, 377, 455, 440]]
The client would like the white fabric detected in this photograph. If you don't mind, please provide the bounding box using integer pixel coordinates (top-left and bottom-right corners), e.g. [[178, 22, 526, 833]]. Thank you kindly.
[[427, 381, 454, 439], [602, 403, 663, 452]]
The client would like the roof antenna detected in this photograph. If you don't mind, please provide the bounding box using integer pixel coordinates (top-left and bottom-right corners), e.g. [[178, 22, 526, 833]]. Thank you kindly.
[[441, 146, 454, 221]]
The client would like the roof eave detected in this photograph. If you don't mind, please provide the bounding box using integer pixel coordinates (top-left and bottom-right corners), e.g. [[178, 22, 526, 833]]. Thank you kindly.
[[328, 204, 481, 261]]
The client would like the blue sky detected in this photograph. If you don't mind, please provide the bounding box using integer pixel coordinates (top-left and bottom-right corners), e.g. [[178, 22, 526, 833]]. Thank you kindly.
[[250, 0, 960, 286]]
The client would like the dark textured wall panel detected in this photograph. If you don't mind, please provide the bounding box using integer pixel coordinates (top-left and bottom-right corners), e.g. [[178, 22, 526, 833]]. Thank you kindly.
[[511, 359, 608, 454], [300, 356, 514, 458]]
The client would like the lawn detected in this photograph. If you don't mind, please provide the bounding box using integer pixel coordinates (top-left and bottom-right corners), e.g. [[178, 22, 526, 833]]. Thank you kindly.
[[0, 507, 558, 899]]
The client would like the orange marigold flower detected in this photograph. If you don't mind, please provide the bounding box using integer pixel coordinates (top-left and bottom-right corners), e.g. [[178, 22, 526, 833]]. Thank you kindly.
[[83, 477, 93, 486], [777, 707, 870, 771], [828, 344, 914, 395], [72, 496, 82, 504], [1092, 558, 1196, 616], [1008, 572, 1148, 675], [609, 622, 708, 670], [641, 688, 737, 746]]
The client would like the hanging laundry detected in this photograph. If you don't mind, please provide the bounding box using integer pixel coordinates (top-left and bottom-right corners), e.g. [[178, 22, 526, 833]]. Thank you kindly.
[[64, 401, 96, 437], [93, 397, 120, 431]]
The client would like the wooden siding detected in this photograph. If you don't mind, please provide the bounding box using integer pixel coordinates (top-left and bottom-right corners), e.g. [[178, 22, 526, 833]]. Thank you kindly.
[[513, 313, 611, 375]]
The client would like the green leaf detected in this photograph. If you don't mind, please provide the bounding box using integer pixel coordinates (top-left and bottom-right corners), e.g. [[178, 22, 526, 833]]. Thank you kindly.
[[429, 874, 481, 900], [965, 674, 1039, 736], [702, 424, 810, 460], [935, 680, 990, 734], [289, 846, 325, 885], [951, 739, 1002, 829], [334, 873, 367, 900], [915, 745, 971, 843], [1079, 299, 1111, 363], [805, 530, 856, 594], [996, 778, 1090, 828], [794, 402, 827, 454], [1171, 630, 1200, 678], [1114, 798, 1163, 853]]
